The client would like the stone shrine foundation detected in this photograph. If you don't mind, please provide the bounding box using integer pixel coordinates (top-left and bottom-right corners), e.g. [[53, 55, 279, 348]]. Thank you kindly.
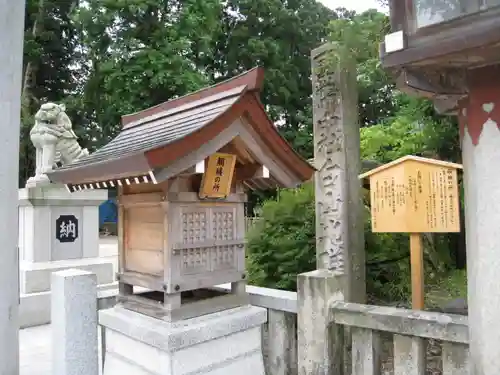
[[100, 305, 267, 375]]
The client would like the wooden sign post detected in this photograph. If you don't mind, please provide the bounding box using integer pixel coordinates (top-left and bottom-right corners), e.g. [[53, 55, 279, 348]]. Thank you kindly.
[[360, 155, 462, 310]]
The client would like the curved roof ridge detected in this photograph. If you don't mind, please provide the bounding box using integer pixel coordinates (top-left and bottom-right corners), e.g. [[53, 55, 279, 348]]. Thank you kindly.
[[122, 84, 247, 131], [53, 90, 245, 173], [121, 67, 264, 128]]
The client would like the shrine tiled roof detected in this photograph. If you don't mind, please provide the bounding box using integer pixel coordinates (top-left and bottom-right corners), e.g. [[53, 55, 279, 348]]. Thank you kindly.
[[58, 85, 246, 171], [47, 67, 315, 190]]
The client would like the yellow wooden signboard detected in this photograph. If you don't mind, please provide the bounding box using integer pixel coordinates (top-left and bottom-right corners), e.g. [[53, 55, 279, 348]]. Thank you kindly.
[[359, 155, 462, 233], [199, 152, 237, 199], [360, 155, 463, 310]]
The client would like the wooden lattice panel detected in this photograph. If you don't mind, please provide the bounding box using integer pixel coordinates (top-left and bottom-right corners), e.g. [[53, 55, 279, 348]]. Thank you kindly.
[[181, 211, 208, 244], [212, 245, 236, 271], [176, 205, 239, 275], [180, 248, 209, 275], [212, 210, 235, 240]]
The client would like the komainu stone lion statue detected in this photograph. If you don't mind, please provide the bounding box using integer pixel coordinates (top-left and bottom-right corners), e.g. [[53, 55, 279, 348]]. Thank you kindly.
[[26, 102, 89, 187]]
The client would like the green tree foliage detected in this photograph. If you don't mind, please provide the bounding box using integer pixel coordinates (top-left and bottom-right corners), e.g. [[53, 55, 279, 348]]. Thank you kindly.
[[206, 0, 336, 158], [245, 181, 414, 301], [20, 0, 80, 185], [247, 184, 315, 291], [246, 101, 461, 301], [73, 0, 337, 156], [71, 0, 223, 149], [360, 95, 459, 163], [327, 9, 395, 126], [19, 0, 337, 188]]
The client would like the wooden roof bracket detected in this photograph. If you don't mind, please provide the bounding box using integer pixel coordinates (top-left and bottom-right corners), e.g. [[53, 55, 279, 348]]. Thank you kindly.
[[396, 68, 468, 97], [234, 119, 302, 187], [396, 67, 468, 115], [152, 117, 301, 187], [151, 121, 241, 183]]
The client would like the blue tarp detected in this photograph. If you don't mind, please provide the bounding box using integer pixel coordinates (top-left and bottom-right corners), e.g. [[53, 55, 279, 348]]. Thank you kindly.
[[99, 199, 117, 226]]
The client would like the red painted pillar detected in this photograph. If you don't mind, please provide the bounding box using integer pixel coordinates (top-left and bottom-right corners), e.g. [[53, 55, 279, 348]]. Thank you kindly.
[[459, 65, 500, 145], [459, 64, 500, 375]]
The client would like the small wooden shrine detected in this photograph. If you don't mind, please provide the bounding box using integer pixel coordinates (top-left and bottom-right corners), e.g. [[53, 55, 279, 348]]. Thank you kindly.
[[47, 67, 314, 321], [381, 1, 500, 114]]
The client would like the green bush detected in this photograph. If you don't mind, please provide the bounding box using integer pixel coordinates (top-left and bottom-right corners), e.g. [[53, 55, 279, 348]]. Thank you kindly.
[[246, 184, 316, 291], [246, 182, 456, 303]]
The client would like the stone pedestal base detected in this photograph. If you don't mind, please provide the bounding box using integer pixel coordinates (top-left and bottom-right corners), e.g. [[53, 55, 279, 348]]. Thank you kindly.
[[19, 184, 107, 262], [18, 184, 116, 328], [100, 305, 267, 375], [20, 257, 116, 328]]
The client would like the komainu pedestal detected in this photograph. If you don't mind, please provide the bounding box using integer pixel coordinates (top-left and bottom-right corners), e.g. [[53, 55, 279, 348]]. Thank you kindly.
[[19, 101, 116, 327], [18, 185, 115, 328], [100, 305, 267, 375]]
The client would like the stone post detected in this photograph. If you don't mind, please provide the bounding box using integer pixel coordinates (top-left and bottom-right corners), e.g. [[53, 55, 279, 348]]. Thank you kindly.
[[458, 64, 500, 375], [297, 270, 344, 375], [297, 43, 366, 375], [52, 269, 98, 375], [0, 1, 25, 374], [265, 309, 298, 375], [311, 43, 366, 301]]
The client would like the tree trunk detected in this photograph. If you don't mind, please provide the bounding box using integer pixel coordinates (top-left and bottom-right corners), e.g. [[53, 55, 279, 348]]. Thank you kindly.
[[22, 0, 45, 108]]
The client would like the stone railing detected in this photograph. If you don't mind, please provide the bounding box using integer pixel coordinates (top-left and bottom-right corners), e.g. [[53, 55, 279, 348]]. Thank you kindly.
[[51, 269, 299, 375], [52, 269, 472, 375], [330, 301, 470, 375], [51, 269, 473, 375], [245, 216, 262, 231], [215, 284, 298, 375]]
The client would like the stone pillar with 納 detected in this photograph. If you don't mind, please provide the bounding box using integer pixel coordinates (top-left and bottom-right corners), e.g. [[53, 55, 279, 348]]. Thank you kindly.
[[459, 64, 500, 375], [46, 67, 315, 375], [18, 102, 115, 328]]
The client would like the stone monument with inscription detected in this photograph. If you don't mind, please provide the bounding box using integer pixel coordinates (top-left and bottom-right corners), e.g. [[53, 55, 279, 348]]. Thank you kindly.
[[298, 43, 367, 375], [19, 102, 115, 328]]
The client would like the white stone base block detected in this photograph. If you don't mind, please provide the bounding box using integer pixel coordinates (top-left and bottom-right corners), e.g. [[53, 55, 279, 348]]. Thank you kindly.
[[18, 184, 113, 328], [20, 282, 117, 329], [19, 257, 116, 328], [100, 305, 267, 375], [20, 257, 114, 294]]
